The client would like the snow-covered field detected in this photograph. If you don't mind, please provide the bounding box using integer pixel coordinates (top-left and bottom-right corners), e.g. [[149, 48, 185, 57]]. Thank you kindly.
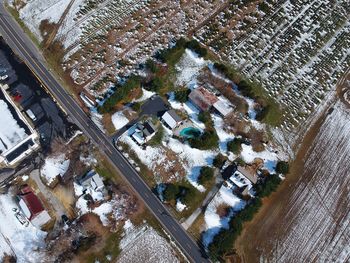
[[202, 185, 246, 246], [0, 194, 47, 262], [111, 111, 129, 131], [40, 154, 70, 184], [74, 182, 130, 227], [14, 0, 71, 42], [175, 49, 208, 88], [118, 220, 180, 263]]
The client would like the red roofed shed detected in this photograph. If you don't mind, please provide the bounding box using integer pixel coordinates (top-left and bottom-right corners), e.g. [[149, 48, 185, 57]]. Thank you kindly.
[[188, 87, 218, 111]]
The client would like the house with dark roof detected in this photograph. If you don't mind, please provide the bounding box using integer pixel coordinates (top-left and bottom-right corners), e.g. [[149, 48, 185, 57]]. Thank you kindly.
[[161, 110, 182, 129], [131, 120, 157, 145], [78, 170, 104, 192], [18, 185, 51, 228]]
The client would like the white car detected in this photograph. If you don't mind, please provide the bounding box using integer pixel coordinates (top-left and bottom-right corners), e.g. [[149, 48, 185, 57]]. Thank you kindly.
[[0, 74, 8, 80]]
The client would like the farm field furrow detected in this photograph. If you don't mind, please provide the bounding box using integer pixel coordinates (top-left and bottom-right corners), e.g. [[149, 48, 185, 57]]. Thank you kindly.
[[196, 0, 350, 136], [236, 100, 350, 262]]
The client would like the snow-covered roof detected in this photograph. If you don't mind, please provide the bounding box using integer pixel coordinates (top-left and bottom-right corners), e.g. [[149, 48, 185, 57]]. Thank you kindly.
[[213, 100, 232, 117], [237, 166, 258, 184], [0, 86, 39, 165], [79, 170, 104, 191], [227, 170, 252, 189], [0, 99, 29, 153], [132, 131, 145, 145]]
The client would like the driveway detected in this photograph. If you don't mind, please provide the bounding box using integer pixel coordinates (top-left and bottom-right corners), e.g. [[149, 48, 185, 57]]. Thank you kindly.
[[111, 95, 169, 140], [30, 169, 66, 223]]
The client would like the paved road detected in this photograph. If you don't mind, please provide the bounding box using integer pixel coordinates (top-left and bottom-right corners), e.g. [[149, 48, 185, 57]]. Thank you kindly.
[[0, 4, 209, 263]]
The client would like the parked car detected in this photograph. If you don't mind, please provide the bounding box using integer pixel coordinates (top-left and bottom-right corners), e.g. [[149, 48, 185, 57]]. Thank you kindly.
[[13, 208, 29, 227], [0, 74, 8, 81]]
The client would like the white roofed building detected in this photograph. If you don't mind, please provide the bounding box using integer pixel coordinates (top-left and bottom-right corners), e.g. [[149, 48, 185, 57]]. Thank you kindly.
[[0, 85, 39, 166], [213, 100, 233, 117], [78, 170, 105, 192], [161, 110, 182, 130]]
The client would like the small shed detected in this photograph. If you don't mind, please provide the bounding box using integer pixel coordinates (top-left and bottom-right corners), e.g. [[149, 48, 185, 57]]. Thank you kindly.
[[18, 185, 51, 227], [161, 110, 182, 129], [213, 100, 232, 117]]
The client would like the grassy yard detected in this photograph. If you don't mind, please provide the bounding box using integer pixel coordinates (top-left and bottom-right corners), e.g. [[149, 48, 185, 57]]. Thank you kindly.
[[85, 231, 122, 263], [116, 141, 157, 188], [6, 5, 41, 48]]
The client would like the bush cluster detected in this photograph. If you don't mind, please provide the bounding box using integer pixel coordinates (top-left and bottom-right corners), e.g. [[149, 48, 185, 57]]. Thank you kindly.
[[157, 37, 187, 64], [227, 138, 243, 154], [208, 198, 262, 259], [98, 75, 141, 113], [189, 111, 219, 150], [276, 161, 289, 175], [185, 39, 208, 57], [147, 76, 164, 92], [163, 183, 197, 205], [208, 172, 282, 260], [213, 153, 227, 169], [198, 166, 215, 185], [174, 88, 191, 103]]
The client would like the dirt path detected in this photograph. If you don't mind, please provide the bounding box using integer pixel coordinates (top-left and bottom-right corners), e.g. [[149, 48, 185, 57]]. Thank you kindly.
[[44, 0, 77, 48], [235, 73, 350, 262]]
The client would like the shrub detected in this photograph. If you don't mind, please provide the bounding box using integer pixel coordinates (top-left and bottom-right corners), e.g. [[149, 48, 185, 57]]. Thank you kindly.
[[254, 174, 281, 198], [145, 59, 157, 73], [148, 76, 164, 92], [276, 161, 289, 174], [213, 153, 227, 169], [174, 88, 190, 103], [179, 185, 197, 205], [198, 166, 215, 185], [98, 75, 141, 113], [185, 39, 207, 57], [258, 2, 270, 13], [131, 102, 141, 112], [163, 184, 179, 202], [198, 111, 212, 125], [255, 105, 270, 122], [148, 125, 164, 146], [227, 138, 243, 154], [189, 129, 219, 150]]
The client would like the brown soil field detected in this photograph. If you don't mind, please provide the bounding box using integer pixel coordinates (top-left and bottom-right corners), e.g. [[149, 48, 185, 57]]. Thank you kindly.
[[235, 73, 350, 262]]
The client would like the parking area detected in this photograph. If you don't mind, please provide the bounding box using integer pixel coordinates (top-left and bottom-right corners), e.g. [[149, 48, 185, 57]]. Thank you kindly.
[[0, 38, 77, 153]]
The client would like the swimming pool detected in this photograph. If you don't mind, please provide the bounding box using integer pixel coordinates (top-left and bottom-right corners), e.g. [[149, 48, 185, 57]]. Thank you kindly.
[[179, 127, 201, 139]]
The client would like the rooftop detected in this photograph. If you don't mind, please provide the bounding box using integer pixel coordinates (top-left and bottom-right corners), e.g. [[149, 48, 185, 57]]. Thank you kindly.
[[188, 87, 218, 111]]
